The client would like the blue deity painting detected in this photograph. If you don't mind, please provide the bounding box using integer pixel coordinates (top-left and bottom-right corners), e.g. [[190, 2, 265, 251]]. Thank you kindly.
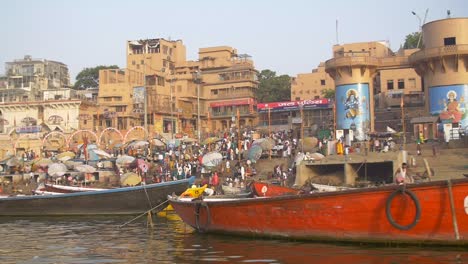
[[336, 83, 370, 141]]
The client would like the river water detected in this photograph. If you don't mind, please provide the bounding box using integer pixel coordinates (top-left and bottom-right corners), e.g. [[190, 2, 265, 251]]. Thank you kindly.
[[0, 213, 466, 264]]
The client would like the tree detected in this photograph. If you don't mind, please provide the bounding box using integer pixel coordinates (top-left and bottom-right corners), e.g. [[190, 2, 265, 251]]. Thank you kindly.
[[256, 69, 291, 102], [321, 88, 335, 99], [403, 32, 422, 49], [73, 65, 119, 90]]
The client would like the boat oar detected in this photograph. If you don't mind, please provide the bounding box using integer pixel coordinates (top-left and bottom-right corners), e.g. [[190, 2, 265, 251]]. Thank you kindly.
[[118, 199, 168, 228]]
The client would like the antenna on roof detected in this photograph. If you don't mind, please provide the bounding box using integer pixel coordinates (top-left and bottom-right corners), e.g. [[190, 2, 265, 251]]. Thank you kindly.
[[335, 19, 339, 44]]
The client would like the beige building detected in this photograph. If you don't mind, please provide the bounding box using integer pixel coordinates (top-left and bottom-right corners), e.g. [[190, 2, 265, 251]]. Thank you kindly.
[[198, 46, 258, 132], [409, 17, 468, 138], [291, 63, 335, 101], [98, 39, 258, 140], [325, 41, 423, 140], [0, 56, 98, 158]]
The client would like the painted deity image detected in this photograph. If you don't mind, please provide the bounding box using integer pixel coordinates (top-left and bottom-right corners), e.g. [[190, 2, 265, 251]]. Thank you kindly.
[[439, 90, 463, 123], [344, 89, 360, 119]]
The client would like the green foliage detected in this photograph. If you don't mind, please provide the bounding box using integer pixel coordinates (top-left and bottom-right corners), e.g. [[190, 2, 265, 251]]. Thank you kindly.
[[73, 65, 119, 90], [403, 32, 422, 49], [321, 88, 335, 99], [256, 69, 291, 103]]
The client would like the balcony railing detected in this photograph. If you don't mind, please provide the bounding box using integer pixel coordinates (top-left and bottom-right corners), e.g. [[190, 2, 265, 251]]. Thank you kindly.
[[325, 56, 380, 69], [210, 110, 253, 117], [409, 44, 468, 63]]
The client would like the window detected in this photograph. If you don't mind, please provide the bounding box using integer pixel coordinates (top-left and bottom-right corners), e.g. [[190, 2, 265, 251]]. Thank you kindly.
[[314, 96, 320, 99], [398, 79, 405, 89], [387, 80, 394, 90], [444, 37, 456, 46], [320, 79, 326, 85], [408, 78, 416, 89]]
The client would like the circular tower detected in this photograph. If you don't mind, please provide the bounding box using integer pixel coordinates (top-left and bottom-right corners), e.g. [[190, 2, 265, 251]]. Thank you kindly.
[[325, 47, 380, 140], [409, 18, 468, 129]]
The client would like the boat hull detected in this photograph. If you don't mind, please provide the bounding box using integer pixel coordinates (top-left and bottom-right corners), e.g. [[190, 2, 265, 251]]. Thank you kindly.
[[170, 178, 468, 245], [0, 179, 191, 216]]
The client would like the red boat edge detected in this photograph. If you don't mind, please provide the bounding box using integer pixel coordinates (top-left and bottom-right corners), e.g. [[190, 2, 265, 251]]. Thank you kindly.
[[169, 178, 468, 246]]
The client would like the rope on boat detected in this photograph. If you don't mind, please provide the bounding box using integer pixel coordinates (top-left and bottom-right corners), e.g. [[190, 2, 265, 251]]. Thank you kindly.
[[447, 179, 460, 240], [118, 199, 169, 228], [142, 183, 153, 210]]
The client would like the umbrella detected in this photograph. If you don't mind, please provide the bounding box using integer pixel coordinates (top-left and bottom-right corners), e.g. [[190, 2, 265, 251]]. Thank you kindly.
[[116, 155, 135, 165], [151, 138, 166, 147], [121, 172, 141, 186], [202, 137, 222, 145], [75, 164, 97, 173], [247, 145, 263, 162], [48, 163, 68, 177], [34, 158, 53, 167], [91, 149, 112, 159], [56, 151, 76, 161], [302, 137, 319, 152], [6, 157, 20, 167], [182, 138, 197, 143], [201, 152, 223, 167], [253, 138, 275, 151], [64, 160, 83, 170], [130, 140, 149, 148]]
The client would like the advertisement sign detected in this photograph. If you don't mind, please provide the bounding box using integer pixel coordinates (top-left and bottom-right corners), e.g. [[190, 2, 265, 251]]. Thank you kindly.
[[336, 83, 370, 141], [16, 125, 42, 134], [133, 86, 146, 113], [429, 84, 467, 128], [257, 98, 330, 113]]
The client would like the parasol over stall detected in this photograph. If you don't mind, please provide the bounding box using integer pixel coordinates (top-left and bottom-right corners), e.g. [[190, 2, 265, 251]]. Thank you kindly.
[[120, 172, 141, 186], [116, 155, 135, 165], [48, 163, 68, 177], [247, 145, 263, 163], [301, 137, 319, 152], [201, 151, 223, 168], [74, 164, 97, 173], [56, 151, 76, 162], [202, 137, 222, 145], [252, 138, 275, 151], [151, 138, 166, 147], [91, 149, 112, 159]]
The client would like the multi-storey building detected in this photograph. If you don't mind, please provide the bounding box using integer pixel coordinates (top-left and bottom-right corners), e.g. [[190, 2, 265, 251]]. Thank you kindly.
[[199, 46, 258, 132], [0, 56, 97, 158], [98, 39, 258, 139], [291, 63, 335, 101]]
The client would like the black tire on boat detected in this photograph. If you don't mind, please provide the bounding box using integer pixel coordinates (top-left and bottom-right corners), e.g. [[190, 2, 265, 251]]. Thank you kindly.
[[385, 188, 421, 230]]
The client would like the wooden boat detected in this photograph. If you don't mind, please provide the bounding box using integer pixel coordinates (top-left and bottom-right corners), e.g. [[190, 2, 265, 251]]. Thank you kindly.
[[0, 177, 193, 216], [169, 178, 468, 245], [43, 184, 107, 193], [251, 181, 300, 196], [221, 184, 249, 195]]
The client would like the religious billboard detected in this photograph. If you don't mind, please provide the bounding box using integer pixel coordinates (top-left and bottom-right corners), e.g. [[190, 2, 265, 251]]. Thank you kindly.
[[336, 83, 370, 141], [133, 86, 146, 113], [429, 84, 467, 128]]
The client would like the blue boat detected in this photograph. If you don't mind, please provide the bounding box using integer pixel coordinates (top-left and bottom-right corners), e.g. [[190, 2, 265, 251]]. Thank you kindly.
[[0, 178, 193, 216]]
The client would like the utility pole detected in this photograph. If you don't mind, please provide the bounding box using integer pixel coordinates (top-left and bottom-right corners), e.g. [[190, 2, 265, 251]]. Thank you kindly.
[[143, 63, 148, 137], [195, 70, 201, 142]]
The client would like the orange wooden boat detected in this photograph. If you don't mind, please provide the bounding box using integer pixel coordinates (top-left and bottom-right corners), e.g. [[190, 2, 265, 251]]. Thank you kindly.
[[169, 178, 468, 245], [251, 182, 300, 196]]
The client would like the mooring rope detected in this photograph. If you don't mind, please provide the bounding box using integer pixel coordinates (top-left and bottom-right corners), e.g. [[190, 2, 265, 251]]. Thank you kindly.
[[118, 199, 168, 228]]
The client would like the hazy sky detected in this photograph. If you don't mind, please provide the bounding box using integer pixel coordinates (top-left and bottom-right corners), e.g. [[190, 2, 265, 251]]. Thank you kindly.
[[1, 0, 466, 82]]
